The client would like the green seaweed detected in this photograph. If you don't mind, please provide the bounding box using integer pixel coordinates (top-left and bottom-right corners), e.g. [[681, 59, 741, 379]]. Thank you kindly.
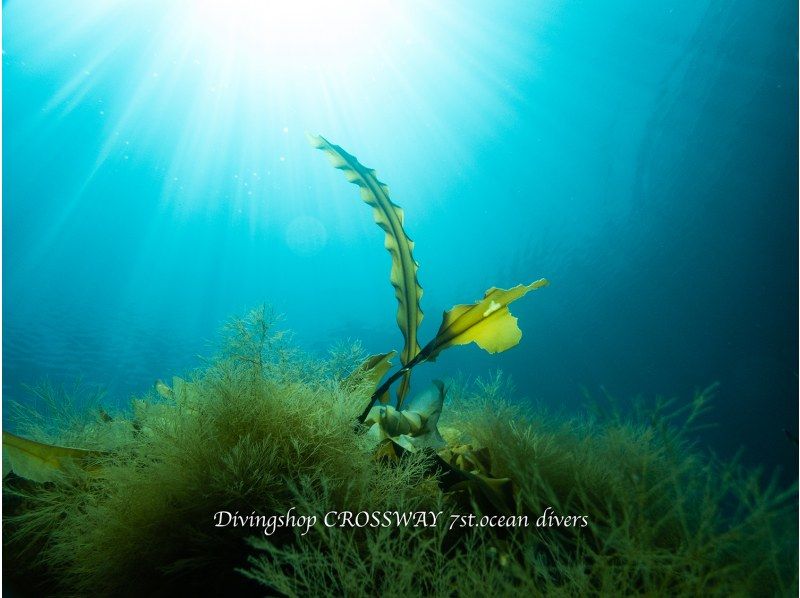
[[3, 310, 796, 596]]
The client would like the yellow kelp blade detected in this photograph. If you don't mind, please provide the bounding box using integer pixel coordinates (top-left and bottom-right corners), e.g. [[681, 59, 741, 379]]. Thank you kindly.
[[424, 279, 549, 360], [2, 431, 104, 483], [344, 351, 396, 403], [308, 134, 423, 403]]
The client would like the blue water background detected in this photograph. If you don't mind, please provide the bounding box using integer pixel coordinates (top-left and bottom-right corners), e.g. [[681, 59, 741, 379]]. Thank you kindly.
[[3, 1, 797, 479]]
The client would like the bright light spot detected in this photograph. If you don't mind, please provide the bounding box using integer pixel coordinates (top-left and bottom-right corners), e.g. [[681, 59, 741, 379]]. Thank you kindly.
[[4, 0, 536, 223], [483, 300, 502, 317], [186, 0, 399, 73]]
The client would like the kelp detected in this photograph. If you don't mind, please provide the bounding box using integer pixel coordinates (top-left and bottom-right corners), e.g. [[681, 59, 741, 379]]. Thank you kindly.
[[309, 136, 549, 421], [364, 380, 446, 451], [2, 431, 103, 483], [424, 280, 550, 360], [309, 134, 423, 404]]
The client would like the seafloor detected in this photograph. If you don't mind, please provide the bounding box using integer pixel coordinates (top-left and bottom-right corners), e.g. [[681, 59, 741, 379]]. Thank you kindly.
[[3, 308, 798, 597]]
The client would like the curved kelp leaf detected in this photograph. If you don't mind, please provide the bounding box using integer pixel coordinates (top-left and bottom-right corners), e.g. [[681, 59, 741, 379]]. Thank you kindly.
[[423, 279, 549, 361], [308, 134, 423, 404], [2, 431, 104, 483]]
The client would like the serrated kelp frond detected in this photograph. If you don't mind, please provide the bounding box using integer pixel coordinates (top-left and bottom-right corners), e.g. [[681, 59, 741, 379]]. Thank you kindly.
[[309, 134, 423, 404]]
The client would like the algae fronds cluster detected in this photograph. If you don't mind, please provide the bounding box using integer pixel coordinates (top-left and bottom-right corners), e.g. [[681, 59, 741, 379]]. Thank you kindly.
[[3, 310, 797, 596], [3, 138, 798, 596]]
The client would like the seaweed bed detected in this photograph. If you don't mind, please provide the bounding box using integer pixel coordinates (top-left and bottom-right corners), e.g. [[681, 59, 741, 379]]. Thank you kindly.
[[3, 307, 798, 598]]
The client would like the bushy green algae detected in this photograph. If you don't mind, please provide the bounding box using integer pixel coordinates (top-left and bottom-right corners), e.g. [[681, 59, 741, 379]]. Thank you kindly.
[[3, 308, 797, 597]]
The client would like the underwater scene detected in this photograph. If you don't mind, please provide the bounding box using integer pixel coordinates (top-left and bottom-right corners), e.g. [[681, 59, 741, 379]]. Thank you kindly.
[[2, 1, 798, 596]]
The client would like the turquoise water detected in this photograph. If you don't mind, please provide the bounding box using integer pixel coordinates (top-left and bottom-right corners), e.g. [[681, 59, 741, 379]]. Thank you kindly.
[[3, 1, 797, 479]]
